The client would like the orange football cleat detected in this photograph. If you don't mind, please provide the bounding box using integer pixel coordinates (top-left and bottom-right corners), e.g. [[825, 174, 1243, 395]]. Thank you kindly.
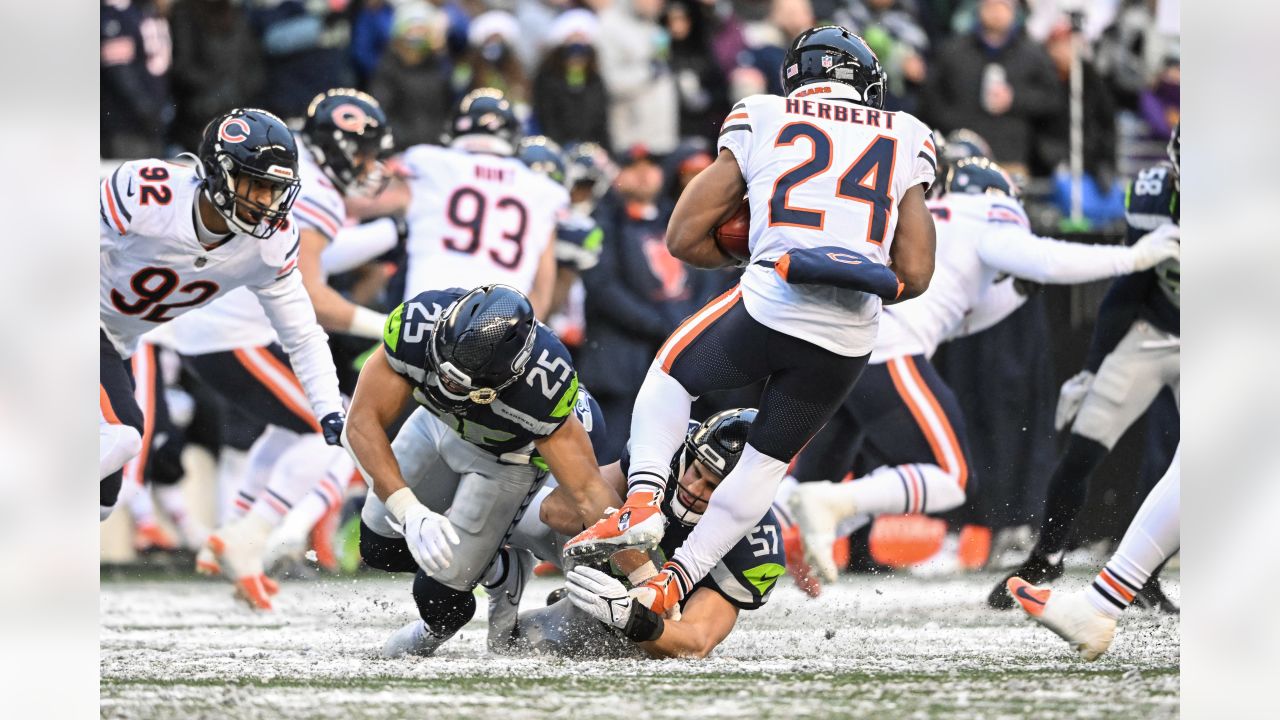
[[533, 561, 562, 577], [133, 522, 178, 554], [310, 503, 340, 573], [781, 524, 822, 597], [564, 491, 667, 559]]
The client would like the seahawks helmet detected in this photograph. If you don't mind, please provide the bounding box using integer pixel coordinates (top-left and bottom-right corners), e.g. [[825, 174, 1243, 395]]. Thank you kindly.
[[197, 108, 301, 239], [1167, 123, 1179, 180], [303, 88, 395, 196], [942, 157, 1019, 199], [517, 136, 567, 185], [564, 142, 616, 213], [666, 408, 757, 526], [781, 25, 885, 109], [443, 88, 521, 156], [425, 285, 537, 412]]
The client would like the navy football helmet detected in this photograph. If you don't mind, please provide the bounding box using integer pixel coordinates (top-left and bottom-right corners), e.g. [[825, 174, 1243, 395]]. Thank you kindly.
[[942, 157, 1019, 199], [517, 136, 567, 185], [303, 88, 395, 196], [198, 108, 301, 239], [443, 88, 521, 156], [781, 25, 885, 109], [425, 285, 537, 411], [666, 408, 757, 526]]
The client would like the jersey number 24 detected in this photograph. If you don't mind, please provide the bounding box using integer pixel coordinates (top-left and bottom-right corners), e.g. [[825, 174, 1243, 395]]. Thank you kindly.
[[769, 123, 896, 245]]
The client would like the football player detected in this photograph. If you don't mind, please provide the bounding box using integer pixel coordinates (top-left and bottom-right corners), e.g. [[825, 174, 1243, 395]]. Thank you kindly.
[[784, 158, 1180, 585], [100, 108, 345, 522], [1009, 445, 1180, 660], [564, 26, 938, 617], [353, 89, 566, 318], [987, 125, 1181, 611], [157, 90, 397, 608], [502, 409, 787, 659], [343, 284, 634, 658]]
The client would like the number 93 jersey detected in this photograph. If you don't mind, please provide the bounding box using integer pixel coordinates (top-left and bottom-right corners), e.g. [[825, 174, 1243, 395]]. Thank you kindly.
[[718, 95, 937, 356], [399, 145, 569, 302], [382, 288, 581, 458]]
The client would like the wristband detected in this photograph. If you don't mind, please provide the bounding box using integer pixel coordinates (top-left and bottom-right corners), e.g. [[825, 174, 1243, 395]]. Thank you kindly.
[[348, 306, 388, 340], [385, 487, 421, 525], [622, 604, 666, 643]]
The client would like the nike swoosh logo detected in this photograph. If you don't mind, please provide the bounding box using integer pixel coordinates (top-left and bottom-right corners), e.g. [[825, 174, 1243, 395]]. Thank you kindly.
[[126, 176, 135, 197], [1015, 586, 1045, 606]]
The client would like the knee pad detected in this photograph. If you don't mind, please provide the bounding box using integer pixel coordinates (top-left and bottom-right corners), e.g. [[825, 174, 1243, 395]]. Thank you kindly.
[[359, 521, 419, 573], [413, 571, 477, 638]]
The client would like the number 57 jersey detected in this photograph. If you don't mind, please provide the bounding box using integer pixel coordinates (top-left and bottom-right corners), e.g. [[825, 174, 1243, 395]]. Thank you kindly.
[[400, 145, 568, 301], [718, 95, 936, 357]]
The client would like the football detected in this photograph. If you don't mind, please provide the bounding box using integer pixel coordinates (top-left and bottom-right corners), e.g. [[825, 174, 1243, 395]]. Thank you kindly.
[[713, 197, 751, 262]]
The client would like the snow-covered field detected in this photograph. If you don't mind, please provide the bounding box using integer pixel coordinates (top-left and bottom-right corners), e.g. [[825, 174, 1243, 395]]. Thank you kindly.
[[100, 569, 1179, 719]]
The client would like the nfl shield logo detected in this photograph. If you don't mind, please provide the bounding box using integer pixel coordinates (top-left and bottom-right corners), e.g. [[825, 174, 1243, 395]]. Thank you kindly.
[[821, 55, 833, 68]]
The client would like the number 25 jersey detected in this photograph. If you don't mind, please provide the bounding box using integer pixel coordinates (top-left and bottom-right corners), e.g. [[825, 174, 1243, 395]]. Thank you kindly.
[[718, 94, 936, 357], [400, 145, 569, 301]]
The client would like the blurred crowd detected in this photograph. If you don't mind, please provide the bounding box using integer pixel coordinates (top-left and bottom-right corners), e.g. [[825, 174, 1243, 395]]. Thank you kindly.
[[103, 0, 1178, 202]]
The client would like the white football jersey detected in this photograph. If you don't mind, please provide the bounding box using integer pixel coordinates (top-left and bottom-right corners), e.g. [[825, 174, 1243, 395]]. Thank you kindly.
[[152, 143, 347, 356], [100, 159, 301, 357], [718, 89, 937, 356], [100, 159, 344, 418], [872, 193, 1031, 362], [400, 144, 568, 300]]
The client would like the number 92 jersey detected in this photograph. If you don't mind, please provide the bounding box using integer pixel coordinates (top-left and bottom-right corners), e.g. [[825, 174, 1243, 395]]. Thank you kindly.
[[399, 145, 569, 301], [382, 288, 582, 459], [718, 95, 936, 357]]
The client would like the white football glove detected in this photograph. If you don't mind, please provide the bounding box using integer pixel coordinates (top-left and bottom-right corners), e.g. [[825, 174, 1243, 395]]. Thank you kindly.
[[388, 504, 460, 575], [1055, 370, 1095, 431], [565, 566, 633, 629], [1131, 223, 1180, 271]]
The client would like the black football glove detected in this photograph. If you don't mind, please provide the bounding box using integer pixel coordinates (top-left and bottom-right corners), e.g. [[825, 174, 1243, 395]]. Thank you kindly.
[[320, 411, 346, 446]]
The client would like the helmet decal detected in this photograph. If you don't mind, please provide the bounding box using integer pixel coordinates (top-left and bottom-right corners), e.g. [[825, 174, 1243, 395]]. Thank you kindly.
[[218, 118, 251, 144], [331, 103, 374, 134]]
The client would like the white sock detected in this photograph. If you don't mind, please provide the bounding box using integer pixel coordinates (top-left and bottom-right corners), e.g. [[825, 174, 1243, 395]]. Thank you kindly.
[[100, 422, 142, 480], [669, 444, 787, 592], [126, 483, 156, 527], [249, 434, 331, 525], [847, 463, 967, 517], [156, 484, 206, 547], [626, 365, 695, 498], [1087, 446, 1181, 619], [232, 426, 299, 523], [215, 447, 248, 526], [836, 513, 872, 537]]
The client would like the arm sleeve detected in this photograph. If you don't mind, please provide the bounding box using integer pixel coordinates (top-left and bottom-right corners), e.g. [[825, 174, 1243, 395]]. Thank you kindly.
[[252, 270, 345, 419], [322, 217, 400, 274], [1082, 271, 1152, 372], [976, 227, 1138, 285]]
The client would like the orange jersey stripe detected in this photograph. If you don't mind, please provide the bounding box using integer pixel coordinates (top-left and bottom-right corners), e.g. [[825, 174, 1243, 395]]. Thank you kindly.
[[658, 287, 741, 373], [725, 113, 750, 122], [102, 180, 127, 234], [1100, 570, 1135, 602], [903, 357, 968, 489], [123, 345, 157, 487], [100, 384, 122, 425], [233, 348, 321, 431]]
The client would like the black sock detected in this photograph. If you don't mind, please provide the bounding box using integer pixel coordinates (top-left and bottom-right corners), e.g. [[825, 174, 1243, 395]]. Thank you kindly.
[[413, 571, 476, 638], [1035, 434, 1109, 557]]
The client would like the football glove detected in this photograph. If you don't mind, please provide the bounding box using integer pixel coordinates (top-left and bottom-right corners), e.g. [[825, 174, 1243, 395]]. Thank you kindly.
[[389, 504, 460, 575], [629, 562, 686, 618], [320, 411, 346, 446], [1055, 371, 1095, 431], [566, 566, 667, 642], [1131, 224, 1180, 271]]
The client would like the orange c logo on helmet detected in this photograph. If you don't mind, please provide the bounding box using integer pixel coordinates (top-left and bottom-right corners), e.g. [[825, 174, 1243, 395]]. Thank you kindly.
[[218, 117, 251, 144], [331, 104, 371, 134]]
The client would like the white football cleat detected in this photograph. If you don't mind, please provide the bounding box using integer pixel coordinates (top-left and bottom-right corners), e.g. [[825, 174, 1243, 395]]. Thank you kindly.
[[208, 514, 275, 610], [1008, 577, 1117, 661], [382, 620, 449, 659], [786, 483, 851, 584], [485, 548, 534, 654]]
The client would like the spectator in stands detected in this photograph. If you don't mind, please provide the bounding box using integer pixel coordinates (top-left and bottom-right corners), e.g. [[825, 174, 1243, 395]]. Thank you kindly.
[[578, 146, 712, 458], [369, 1, 452, 149], [514, 0, 572, 73], [248, 0, 355, 120], [168, 0, 264, 153], [836, 0, 930, 112], [532, 10, 611, 148], [1037, 19, 1117, 182], [101, 0, 174, 158], [596, 0, 680, 156], [1138, 55, 1178, 140], [350, 0, 396, 88], [455, 11, 530, 110], [736, 0, 814, 98], [663, 0, 730, 145], [921, 0, 1061, 173]]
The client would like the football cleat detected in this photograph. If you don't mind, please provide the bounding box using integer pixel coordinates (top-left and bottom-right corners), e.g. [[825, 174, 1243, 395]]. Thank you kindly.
[[781, 524, 822, 597], [133, 522, 178, 554], [987, 553, 1063, 610], [786, 483, 848, 584], [1007, 578, 1117, 661], [195, 543, 221, 576], [310, 503, 340, 573], [563, 491, 667, 560], [382, 620, 450, 659], [207, 515, 274, 610], [486, 548, 534, 654]]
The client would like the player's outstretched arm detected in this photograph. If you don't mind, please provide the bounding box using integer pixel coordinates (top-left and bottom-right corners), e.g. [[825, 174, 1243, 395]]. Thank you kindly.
[[539, 461, 627, 535], [297, 229, 386, 339], [665, 149, 747, 269], [343, 346, 414, 503], [529, 233, 557, 321], [639, 587, 740, 659], [887, 183, 936, 303], [535, 415, 624, 531]]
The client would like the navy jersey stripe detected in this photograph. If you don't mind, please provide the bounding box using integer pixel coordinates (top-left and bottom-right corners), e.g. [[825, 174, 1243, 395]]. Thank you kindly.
[[719, 124, 752, 136], [917, 150, 937, 174]]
